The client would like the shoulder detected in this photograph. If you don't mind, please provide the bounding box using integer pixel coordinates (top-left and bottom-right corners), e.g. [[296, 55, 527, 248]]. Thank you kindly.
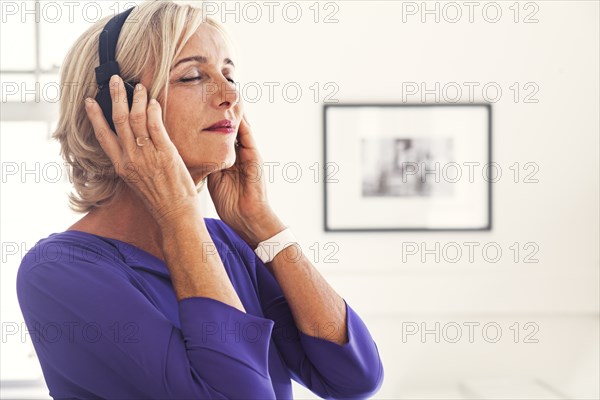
[[203, 218, 261, 274], [204, 218, 254, 256], [17, 230, 132, 284], [203, 217, 235, 238]]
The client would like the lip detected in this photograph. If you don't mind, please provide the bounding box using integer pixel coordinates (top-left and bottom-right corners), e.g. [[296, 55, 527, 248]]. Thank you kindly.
[[205, 127, 235, 134], [204, 119, 234, 133]]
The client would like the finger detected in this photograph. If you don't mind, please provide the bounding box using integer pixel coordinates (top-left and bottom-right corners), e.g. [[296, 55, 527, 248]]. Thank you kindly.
[[109, 74, 135, 143], [84, 97, 121, 162], [146, 99, 171, 150], [129, 83, 149, 144], [237, 114, 257, 149]]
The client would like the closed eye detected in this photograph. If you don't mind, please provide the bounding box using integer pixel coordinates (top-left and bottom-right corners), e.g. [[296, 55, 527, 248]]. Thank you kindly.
[[180, 76, 201, 83], [180, 75, 236, 84]]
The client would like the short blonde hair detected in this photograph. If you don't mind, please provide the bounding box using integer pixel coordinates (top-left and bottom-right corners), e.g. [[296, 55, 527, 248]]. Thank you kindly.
[[53, 0, 235, 213]]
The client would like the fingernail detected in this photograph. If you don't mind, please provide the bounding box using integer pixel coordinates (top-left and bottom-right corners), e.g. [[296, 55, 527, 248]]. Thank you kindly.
[[111, 75, 120, 84], [135, 83, 143, 91]]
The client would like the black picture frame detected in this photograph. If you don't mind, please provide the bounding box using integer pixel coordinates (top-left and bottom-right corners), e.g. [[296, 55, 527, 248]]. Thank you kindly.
[[323, 103, 492, 232]]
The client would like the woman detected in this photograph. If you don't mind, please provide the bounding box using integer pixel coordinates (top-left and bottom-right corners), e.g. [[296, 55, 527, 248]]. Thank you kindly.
[[16, 1, 384, 398]]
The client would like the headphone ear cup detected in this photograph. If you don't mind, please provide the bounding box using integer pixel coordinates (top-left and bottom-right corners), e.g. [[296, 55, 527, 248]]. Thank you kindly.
[[94, 81, 138, 135], [95, 86, 117, 134]]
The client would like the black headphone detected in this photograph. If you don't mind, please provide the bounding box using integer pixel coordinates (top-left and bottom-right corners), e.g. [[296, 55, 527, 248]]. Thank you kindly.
[[94, 6, 139, 134]]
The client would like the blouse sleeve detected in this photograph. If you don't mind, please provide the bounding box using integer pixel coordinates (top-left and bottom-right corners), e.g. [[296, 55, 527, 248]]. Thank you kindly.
[[16, 251, 278, 399], [254, 254, 385, 399]]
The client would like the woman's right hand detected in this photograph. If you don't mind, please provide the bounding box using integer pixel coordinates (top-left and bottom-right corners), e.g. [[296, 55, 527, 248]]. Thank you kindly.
[[84, 74, 200, 227]]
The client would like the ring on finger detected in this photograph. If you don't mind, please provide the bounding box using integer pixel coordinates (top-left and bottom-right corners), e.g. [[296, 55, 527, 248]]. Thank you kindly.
[[136, 136, 151, 147]]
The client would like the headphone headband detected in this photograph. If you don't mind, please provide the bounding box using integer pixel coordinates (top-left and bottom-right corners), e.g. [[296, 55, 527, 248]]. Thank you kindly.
[[95, 7, 136, 86], [93, 6, 139, 134]]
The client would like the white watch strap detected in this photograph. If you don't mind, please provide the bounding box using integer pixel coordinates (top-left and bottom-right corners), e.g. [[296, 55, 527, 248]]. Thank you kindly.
[[254, 227, 299, 264]]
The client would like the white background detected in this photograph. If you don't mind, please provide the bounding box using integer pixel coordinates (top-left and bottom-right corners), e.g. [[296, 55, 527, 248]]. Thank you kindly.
[[1, 1, 598, 399]]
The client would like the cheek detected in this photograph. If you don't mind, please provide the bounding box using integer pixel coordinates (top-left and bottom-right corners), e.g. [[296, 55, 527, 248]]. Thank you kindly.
[[164, 103, 197, 142], [235, 102, 244, 118]]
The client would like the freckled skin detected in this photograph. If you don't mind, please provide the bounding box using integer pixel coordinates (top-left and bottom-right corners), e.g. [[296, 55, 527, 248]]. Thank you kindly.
[[138, 23, 243, 184]]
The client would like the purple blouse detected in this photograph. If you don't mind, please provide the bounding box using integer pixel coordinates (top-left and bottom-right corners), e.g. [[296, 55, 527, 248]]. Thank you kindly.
[[16, 217, 384, 399]]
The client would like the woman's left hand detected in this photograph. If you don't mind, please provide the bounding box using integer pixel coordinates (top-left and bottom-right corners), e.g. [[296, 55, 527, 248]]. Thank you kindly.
[[207, 114, 285, 249]]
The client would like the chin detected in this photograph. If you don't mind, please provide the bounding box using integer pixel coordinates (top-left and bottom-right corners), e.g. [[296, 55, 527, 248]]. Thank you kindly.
[[221, 153, 236, 170]]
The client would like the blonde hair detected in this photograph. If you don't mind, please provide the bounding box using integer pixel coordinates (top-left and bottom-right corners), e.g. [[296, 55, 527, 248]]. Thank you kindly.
[[53, 0, 236, 213]]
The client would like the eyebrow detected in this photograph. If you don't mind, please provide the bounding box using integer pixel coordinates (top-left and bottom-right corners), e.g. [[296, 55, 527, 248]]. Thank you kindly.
[[171, 55, 235, 70]]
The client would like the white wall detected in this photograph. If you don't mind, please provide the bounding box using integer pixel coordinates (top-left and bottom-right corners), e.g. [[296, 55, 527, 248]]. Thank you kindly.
[[204, 1, 599, 398]]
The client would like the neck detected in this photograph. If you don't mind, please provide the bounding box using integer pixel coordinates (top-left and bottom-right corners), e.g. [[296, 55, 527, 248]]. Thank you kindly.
[[68, 174, 208, 262], [68, 186, 174, 262]]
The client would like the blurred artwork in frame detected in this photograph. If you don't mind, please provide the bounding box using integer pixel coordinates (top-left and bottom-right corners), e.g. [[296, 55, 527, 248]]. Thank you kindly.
[[323, 104, 492, 231], [362, 137, 455, 198]]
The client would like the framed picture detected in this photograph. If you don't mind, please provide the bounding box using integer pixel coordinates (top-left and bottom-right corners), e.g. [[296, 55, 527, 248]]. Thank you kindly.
[[323, 103, 492, 231]]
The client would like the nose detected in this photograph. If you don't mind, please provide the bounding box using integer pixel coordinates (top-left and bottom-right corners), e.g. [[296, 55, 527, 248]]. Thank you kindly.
[[209, 77, 239, 110]]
